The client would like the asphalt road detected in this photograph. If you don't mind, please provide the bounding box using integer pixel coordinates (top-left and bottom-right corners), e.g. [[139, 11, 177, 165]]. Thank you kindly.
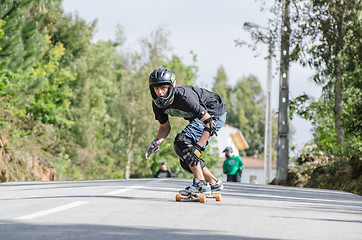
[[0, 178, 361, 240]]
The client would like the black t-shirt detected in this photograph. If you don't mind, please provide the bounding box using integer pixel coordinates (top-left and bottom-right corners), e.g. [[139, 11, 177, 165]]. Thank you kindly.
[[154, 169, 173, 178], [152, 86, 226, 124]]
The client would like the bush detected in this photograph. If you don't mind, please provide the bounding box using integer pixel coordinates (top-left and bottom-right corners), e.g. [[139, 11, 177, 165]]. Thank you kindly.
[[287, 141, 362, 195]]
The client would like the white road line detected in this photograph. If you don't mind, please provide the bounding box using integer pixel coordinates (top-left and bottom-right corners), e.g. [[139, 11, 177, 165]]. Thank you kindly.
[[239, 192, 362, 205], [15, 183, 164, 220], [104, 185, 143, 195], [15, 201, 89, 220], [148, 179, 167, 183], [141, 186, 179, 191]]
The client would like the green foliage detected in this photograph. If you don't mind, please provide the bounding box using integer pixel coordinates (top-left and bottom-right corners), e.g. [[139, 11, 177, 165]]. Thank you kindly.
[[290, 0, 362, 144], [1, 0, 359, 189], [212, 66, 232, 113], [163, 55, 198, 86], [213, 72, 273, 156], [341, 13, 362, 139], [0, 38, 75, 128], [289, 84, 361, 194], [50, 11, 95, 68], [291, 0, 360, 76], [287, 141, 362, 195], [0, 0, 51, 71], [3, 1, 268, 182], [27, 41, 75, 127], [2, 1, 247, 182], [0, 19, 4, 45], [286, 1, 361, 193]]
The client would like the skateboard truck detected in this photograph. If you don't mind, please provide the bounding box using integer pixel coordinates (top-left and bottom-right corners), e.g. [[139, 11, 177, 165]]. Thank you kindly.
[[175, 192, 222, 203]]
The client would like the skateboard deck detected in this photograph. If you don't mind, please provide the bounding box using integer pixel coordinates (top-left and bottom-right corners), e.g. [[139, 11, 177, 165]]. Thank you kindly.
[[176, 190, 222, 203]]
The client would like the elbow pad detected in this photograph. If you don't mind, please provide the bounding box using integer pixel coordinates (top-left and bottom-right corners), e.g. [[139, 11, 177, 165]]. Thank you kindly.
[[203, 117, 218, 136]]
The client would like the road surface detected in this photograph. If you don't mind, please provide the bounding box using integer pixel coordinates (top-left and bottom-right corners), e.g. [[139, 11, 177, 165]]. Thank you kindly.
[[1, 178, 361, 239]]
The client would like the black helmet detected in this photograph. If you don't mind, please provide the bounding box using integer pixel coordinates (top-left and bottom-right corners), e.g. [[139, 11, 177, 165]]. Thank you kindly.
[[223, 147, 233, 155], [149, 68, 176, 108]]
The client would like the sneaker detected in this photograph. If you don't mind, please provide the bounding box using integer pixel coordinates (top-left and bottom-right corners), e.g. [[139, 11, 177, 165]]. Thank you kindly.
[[184, 178, 199, 191], [210, 178, 224, 192], [179, 178, 198, 195], [182, 178, 211, 195], [194, 180, 211, 195]]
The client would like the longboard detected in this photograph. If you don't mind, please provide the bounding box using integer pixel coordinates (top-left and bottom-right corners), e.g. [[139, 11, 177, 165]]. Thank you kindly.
[[176, 191, 222, 203]]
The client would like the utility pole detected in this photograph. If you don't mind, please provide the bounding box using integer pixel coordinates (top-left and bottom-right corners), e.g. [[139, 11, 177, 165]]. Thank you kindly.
[[264, 40, 273, 184], [276, 0, 290, 184]]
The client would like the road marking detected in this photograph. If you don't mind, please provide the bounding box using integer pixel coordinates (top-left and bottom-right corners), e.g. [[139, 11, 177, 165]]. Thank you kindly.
[[104, 185, 143, 195], [148, 179, 167, 183], [15, 201, 89, 220], [141, 186, 179, 191], [239, 192, 361, 205]]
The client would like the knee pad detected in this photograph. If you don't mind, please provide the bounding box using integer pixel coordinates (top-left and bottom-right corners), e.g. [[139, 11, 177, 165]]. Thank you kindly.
[[179, 159, 193, 173], [174, 133, 206, 171], [174, 133, 192, 158], [179, 159, 206, 173]]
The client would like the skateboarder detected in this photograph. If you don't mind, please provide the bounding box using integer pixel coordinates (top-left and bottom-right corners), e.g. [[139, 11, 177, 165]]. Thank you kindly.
[[222, 147, 244, 182], [145, 68, 227, 195]]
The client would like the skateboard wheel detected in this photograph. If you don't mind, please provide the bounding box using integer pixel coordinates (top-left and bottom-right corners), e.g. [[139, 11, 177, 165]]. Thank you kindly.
[[176, 194, 182, 202], [215, 194, 222, 201], [200, 195, 207, 203]]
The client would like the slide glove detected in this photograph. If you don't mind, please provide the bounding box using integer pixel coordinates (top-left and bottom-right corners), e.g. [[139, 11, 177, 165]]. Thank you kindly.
[[144, 138, 160, 161], [182, 144, 204, 166]]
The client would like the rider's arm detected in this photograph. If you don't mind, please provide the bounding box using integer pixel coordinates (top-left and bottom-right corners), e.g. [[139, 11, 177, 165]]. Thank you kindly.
[[155, 120, 171, 144]]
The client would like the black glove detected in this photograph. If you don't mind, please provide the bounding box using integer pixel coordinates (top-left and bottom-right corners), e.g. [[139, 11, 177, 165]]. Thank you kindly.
[[238, 168, 243, 175], [182, 144, 204, 166], [144, 139, 160, 161]]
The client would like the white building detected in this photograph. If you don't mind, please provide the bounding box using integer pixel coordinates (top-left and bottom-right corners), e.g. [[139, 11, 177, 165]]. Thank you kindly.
[[212, 124, 248, 157]]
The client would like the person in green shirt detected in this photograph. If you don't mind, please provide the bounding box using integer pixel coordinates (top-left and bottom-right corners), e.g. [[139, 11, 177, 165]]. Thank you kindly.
[[222, 147, 244, 182]]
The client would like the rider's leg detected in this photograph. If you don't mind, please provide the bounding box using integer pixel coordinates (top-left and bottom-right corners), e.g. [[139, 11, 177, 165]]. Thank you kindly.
[[198, 167, 216, 185], [189, 163, 205, 181]]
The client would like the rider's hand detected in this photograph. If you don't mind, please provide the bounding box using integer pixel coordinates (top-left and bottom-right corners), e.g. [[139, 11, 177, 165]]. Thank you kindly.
[[182, 144, 204, 166], [144, 138, 160, 160]]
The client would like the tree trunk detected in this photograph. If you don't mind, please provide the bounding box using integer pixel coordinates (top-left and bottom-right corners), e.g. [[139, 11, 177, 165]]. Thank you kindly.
[[334, 0, 345, 145], [334, 60, 344, 145], [124, 119, 136, 179], [124, 149, 133, 180]]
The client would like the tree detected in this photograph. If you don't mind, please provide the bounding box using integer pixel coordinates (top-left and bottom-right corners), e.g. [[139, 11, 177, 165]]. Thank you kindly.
[[214, 73, 271, 156], [0, 0, 53, 71], [0, 1, 224, 182], [234, 76, 266, 156], [340, 12, 362, 140], [212, 66, 231, 113], [290, 0, 362, 145]]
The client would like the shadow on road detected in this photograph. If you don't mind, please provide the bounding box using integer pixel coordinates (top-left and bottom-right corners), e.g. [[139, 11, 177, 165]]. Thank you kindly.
[[0, 220, 278, 240]]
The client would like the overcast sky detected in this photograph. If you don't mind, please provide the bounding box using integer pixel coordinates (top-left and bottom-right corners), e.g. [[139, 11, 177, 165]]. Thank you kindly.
[[62, 0, 322, 154]]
